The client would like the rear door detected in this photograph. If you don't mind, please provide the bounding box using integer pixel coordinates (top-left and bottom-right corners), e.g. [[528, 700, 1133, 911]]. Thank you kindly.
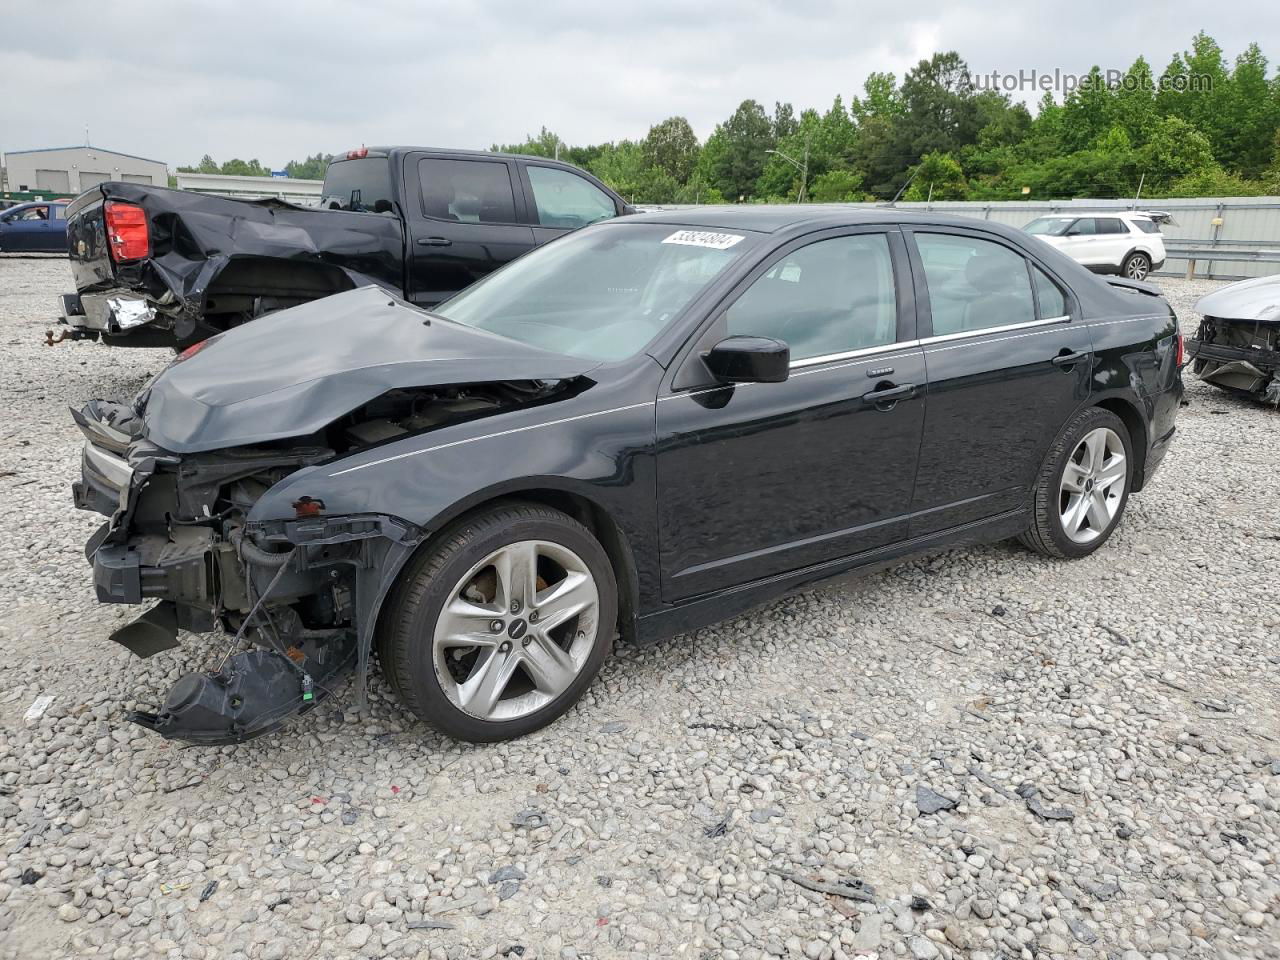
[[406, 155, 536, 306], [518, 163, 623, 247], [904, 227, 1092, 534], [1093, 216, 1130, 268], [655, 227, 926, 599]]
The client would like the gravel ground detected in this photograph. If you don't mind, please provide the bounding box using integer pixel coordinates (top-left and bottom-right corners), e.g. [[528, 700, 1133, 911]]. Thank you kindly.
[[0, 258, 1277, 960]]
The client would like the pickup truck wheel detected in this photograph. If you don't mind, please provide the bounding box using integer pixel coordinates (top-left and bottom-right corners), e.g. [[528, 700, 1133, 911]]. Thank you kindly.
[[1019, 407, 1133, 559], [377, 503, 617, 742], [1122, 251, 1151, 280]]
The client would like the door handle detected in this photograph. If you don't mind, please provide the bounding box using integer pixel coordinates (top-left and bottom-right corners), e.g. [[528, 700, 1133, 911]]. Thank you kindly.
[[1051, 350, 1088, 368], [862, 382, 917, 409], [416, 237, 452, 247]]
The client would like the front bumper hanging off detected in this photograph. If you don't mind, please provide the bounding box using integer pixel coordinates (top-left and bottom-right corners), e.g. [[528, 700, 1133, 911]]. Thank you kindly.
[[72, 402, 422, 745]]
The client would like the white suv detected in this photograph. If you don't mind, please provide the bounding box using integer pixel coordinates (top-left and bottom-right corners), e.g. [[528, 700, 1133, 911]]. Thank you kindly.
[[1023, 212, 1167, 281]]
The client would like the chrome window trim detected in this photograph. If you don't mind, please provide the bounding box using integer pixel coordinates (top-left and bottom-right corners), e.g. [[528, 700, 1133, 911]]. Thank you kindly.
[[788, 339, 913, 369], [917, 314, 1071, 348]]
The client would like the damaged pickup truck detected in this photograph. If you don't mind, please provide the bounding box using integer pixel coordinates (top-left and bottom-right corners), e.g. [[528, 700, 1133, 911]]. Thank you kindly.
[[54, 147, 630, 348], [72, 208, 1182, 747], [1190, 274, 1280, 405]]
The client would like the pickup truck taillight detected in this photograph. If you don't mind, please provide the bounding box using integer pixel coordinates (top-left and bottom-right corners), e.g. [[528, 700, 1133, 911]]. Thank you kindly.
[[104, 201, 150, 262]]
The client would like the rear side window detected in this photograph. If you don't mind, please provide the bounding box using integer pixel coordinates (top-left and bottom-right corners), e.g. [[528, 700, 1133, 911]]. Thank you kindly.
[[727, 233, 898, 361], [1032, 266, 1068, 318], [419, 158, 517, 224], [321, 158, 396, 213], [526, 166, 617, 229], [1095, 218, 1127, 235], [914, 233, 1036, 336], [1132, 219, 1161, 234]]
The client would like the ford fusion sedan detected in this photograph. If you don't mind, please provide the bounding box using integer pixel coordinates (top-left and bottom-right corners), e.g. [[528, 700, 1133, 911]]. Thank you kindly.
[[72, 207, 1183, 745], [1024, 212, 1168, 281]]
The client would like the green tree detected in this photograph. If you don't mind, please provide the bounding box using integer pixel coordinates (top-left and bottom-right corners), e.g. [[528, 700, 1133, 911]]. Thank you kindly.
[[285, 153, 335, 180], [808, 169, 865, 202], [903, 151, 967, 200], [1137, 116, 1216, 189], [219, 158, 269, 177], [705, 99, 775, 200], [641, 116, 699, 184]]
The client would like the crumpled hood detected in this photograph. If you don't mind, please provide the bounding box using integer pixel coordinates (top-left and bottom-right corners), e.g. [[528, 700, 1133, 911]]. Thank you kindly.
[[1195, 274, 1280, 325], [139, 286, 597, 453]]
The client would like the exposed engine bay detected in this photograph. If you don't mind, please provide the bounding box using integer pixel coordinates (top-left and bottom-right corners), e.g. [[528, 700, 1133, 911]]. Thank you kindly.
[[72, 378, 577, 744], [1190, 276, 1280, 405]]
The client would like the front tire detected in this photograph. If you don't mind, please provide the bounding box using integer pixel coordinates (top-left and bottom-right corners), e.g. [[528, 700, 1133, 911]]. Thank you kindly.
[[1122, 251, 1151, 280], [1020, 407, 1133, 559], [377, 502, 617, 742]]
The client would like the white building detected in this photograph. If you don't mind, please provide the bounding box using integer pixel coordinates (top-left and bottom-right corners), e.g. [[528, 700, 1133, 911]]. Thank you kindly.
[[174, 172, 323, 204], [2, 145, 169, 195]]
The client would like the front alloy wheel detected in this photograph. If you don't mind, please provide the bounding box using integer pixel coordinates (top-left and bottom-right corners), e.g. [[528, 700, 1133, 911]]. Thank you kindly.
[[378, 502, 617, 742], [433, 540, 600, 722]]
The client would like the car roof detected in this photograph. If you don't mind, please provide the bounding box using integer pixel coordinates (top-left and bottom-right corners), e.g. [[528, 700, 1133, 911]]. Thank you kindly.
[[366, 146, 589, 168], [621, 204, 1005, 235]]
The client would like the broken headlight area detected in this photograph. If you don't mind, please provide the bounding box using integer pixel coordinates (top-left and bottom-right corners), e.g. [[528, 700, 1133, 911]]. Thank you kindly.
[[71, 400, 425, 744], [1190, 316, 1280, 405]]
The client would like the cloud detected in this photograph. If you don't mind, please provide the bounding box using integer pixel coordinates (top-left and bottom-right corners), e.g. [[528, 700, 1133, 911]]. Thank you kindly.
[[3, 0, 1275, 169]]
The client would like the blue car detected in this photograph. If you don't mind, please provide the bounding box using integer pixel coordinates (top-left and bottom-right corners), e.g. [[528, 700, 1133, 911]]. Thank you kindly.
[[0, 201, 69, 253]]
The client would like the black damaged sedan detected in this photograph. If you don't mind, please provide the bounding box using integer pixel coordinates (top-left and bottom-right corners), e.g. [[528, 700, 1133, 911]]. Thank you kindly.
[[73, 207, 1184, 744]]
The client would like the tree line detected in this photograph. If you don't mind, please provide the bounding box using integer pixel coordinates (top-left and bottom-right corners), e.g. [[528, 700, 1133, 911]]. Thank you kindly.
[[175, 32, 1280, 204], [495, 32, 1280, 204]]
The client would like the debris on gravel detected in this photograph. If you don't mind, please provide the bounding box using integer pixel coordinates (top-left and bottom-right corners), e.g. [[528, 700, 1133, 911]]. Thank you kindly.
[[0, 259, 1277, 958]]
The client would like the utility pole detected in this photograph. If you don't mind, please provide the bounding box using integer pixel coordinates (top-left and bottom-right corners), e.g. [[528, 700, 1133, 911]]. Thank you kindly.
[[766, 143, 809, 204]]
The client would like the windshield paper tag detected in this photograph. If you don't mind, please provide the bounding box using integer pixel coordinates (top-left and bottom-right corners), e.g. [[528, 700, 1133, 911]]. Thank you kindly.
[[662, 230, 744, 250]]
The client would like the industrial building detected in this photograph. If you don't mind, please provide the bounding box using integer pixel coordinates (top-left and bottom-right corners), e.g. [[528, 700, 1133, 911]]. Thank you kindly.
[[174, 172, 323, 204], [1, 145, 169, 196]]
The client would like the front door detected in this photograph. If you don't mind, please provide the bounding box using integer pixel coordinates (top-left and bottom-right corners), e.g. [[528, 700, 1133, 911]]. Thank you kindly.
[[406, 155, 536, 307], [655, 228, 926, 600], [519, 163, 622, 247], [903, 227, 1093, 534], [0, 205, 52, 252]]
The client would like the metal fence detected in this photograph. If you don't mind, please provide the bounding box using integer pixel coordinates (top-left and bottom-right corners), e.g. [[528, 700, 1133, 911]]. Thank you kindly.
[[642, 196, 1280, 280], [875, 197, 1280, 280]]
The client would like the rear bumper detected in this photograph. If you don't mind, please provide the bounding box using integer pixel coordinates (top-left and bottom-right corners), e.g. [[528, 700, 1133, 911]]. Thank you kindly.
[[62, 289, 159, 335]]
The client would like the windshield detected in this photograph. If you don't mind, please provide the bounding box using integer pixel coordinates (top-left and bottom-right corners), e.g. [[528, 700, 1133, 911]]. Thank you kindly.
[[1024, 217, 1074, 237], [435, 223, 756, 362]]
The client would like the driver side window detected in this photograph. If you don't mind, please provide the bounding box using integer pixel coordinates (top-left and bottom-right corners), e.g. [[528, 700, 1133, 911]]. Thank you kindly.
[[726, 234, 898, 362]]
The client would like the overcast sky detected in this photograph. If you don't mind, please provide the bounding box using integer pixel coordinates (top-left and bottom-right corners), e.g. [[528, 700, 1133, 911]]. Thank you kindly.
[[5, 1, 1277, 170]]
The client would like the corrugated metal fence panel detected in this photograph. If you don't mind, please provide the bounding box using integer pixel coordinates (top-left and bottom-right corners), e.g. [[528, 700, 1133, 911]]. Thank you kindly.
[[641, 197, 1280, 279], [864, 197, 1280, 279]]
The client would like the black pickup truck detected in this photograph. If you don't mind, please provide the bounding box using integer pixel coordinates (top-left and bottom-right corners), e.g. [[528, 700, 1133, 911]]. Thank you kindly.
[[55, 147, 632, 347]]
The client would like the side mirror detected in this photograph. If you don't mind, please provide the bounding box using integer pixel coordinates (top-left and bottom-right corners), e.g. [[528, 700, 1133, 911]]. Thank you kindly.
[[621, 203, 639, 216], [704, 336, 790, 384]]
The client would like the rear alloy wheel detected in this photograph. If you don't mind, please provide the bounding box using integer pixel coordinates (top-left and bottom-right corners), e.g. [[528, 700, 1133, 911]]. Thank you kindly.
[[1020, 407, 1133, 559], [1122, 251, 1151, 280], [378, 503, 617, 742]]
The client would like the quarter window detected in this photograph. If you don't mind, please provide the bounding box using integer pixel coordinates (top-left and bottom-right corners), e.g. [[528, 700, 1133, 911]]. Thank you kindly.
[[726, 234, 898, 362], [419, 158, 517, 224], [1032, 266, 1068, 319], [526, 166, 617, 229], [914, 233, 1036, 336]]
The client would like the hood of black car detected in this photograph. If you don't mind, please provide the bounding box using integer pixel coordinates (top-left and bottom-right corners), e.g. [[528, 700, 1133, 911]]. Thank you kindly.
[[140, 286, 597, 453]]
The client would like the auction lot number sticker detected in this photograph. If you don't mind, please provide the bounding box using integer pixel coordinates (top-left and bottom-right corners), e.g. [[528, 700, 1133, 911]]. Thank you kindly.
[[662, 230, 744, 250]]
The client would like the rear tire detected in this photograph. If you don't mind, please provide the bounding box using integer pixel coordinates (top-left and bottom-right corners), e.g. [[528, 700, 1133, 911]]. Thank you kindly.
[[1019, 407, 1133, 559], [377, 502, 617, 742], [1122, 251, 1151, 281]]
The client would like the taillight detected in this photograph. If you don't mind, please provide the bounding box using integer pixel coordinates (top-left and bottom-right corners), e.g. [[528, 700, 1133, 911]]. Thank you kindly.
[[1175, 333, 1185, 367], [172, 338, 212, 363], [104, 201, 150, 262]]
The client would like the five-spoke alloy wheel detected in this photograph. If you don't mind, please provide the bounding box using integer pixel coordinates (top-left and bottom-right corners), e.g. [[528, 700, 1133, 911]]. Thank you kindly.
[[378, 502, 617, 741]]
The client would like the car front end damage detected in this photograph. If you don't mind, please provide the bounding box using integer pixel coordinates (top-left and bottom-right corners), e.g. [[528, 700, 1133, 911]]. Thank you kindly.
[[72, 398, 421, 744], [1189, 275, 1280, 405]]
